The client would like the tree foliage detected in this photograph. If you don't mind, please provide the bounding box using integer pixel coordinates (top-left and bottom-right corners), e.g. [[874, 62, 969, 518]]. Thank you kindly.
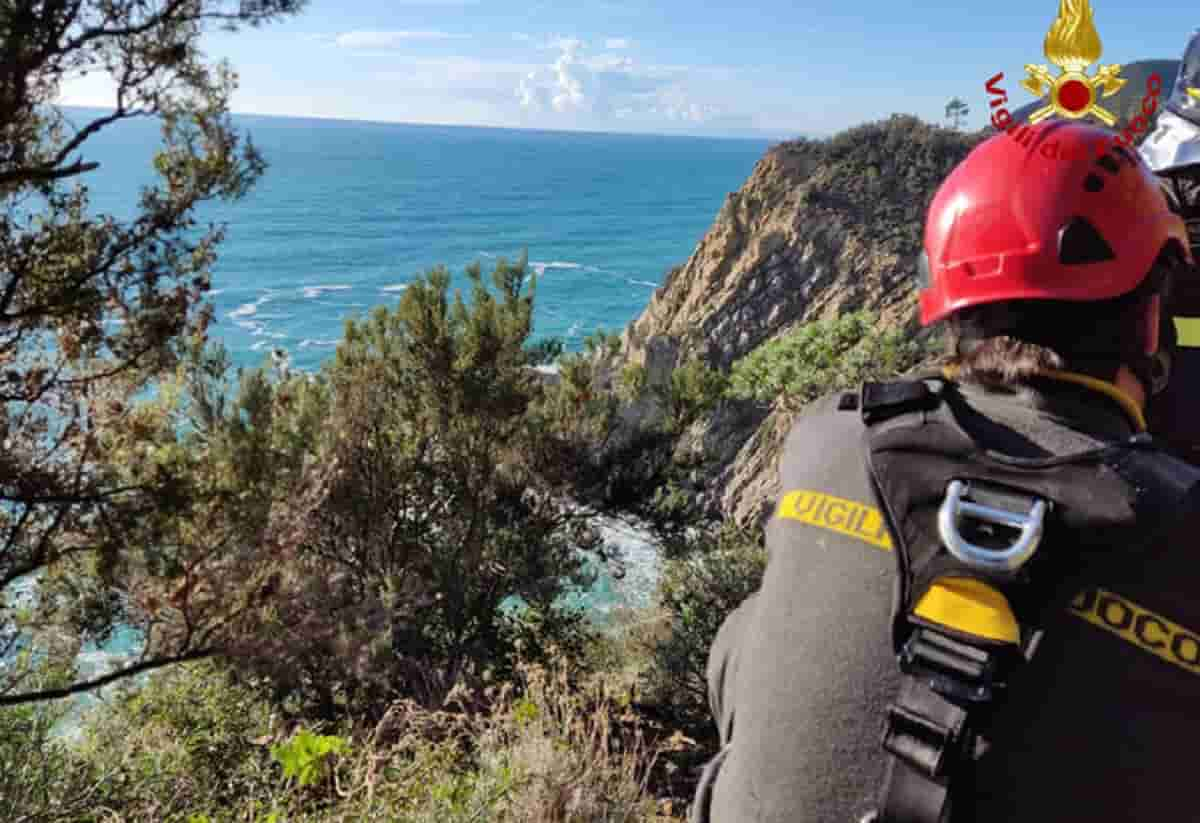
[[155, 258, 619, 720], [945, 97, 969, 130], [0, 0, 305, 706], [772, 115, 984, 254], [523, 335, 564, 366], [660, 358, 728, 434], [639, 518, 766, 737]]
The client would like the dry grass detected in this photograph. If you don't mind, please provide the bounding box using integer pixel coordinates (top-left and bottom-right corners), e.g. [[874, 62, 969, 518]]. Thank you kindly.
[[311, 659, 681, 822]]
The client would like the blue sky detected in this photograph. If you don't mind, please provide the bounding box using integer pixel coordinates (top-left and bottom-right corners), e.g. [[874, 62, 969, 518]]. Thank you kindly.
[[56, 0, 1200, 139]]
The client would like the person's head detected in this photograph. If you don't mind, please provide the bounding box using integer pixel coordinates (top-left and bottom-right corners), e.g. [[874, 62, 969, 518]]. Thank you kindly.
[[918, 120, 1192, 405]]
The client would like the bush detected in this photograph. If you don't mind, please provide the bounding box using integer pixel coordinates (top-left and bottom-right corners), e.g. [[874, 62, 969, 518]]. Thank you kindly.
[[583, 328, 623, 359], [659, 359, 729, 434], [172, 257, 618, 723], [525, 336, 566, 366], [0, 662, 103, 823], [772, 115, 984, 254], [70, 660, 283, 821], [639, 520, 767, 738], [619, 363, 649, 403], [727, 310, 928, 410]]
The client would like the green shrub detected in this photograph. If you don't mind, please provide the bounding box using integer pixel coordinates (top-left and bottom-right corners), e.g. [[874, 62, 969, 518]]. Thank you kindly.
[[0, 662, 101, 823], [525, 336, 566, 366], [659, 358, 728, 433], [535, 345, 621, 450], [154, 257, 616, 723], [271, 729, 349, 789], [640, 520, 767, 737], [583, 327, 623, 359], [727, 311, 927, 410], [71, 660, 283, 821], [619, 363, 649, 403], [52, 655, 675, 823]]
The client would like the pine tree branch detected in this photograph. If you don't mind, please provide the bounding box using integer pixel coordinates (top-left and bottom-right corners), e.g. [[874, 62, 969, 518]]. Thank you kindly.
[[0, 159, 99, 186], [0, 648, 214, 706]]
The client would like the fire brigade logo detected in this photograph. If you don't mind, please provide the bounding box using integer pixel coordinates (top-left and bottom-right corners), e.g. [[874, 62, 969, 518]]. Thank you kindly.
[[1020, 0, 1125, 126]]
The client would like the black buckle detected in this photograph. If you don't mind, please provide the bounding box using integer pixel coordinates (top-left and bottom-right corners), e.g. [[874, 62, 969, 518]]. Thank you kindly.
[[860, 380, 938, 425], [900, 628, 1002, 704], [881, 702, 959, 779]]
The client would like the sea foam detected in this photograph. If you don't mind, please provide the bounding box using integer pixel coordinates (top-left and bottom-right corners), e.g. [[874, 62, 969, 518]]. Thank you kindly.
[[301, 285, 353, 299]]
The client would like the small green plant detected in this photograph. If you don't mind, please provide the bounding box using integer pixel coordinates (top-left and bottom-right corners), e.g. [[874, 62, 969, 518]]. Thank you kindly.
[[619, 362, 649, 402], [525, 335, 566, 366], [270, 728, 350, 788], [512, 697, 540, 728], [583, 327, 623, 358]]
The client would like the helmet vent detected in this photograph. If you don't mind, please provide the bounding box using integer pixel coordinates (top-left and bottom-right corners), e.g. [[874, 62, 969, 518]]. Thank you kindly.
[[1083, 173, 1105, 192], [1096, 154, 1121, 175], [1058, 216, 1115, 264]]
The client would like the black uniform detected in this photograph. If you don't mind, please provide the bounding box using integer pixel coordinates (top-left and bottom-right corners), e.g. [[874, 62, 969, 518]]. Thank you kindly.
[[692, 376, 1200, 822]]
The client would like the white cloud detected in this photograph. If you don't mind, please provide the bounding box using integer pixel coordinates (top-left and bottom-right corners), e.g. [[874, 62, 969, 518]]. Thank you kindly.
[[335, 30, 466, 49], [516, 39, 722, 124], [551, 36, 584, 52], [605, 38, 632, 50]]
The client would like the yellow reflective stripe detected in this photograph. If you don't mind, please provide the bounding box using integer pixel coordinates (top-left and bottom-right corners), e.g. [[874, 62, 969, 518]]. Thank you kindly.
[[776, 490, 893, 551], [913, 577, 1020, 645], [1176, 317, 1200, 347], [1068, 588, 1200, 676], [797, 497, 1200, 675]]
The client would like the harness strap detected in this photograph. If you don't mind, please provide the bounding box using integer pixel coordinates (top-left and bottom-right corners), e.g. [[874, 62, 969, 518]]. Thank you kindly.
[[878, 676, 964, 823]]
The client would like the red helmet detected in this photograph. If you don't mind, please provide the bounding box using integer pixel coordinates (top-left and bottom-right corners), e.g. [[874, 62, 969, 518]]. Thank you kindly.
[[919, 121, 1191, 326]]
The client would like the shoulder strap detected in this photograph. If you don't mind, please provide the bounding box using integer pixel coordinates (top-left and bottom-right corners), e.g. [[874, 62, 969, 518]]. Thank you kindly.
[[857, 378, 1200, 823]]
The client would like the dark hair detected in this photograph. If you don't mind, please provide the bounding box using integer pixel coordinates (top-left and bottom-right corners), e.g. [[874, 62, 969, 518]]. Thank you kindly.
[[945, 245, 1186, 385]]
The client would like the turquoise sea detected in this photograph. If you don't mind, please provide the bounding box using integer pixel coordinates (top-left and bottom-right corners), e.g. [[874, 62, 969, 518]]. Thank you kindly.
[[75, 108, 773, 373]]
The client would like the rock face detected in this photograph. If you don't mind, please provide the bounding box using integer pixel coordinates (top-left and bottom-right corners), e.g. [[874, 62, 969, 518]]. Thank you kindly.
[[611, 114, 988, 528]]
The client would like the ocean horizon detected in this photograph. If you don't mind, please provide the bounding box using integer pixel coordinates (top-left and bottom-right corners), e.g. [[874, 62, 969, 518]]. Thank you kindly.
[[65, 104, 801, 143]]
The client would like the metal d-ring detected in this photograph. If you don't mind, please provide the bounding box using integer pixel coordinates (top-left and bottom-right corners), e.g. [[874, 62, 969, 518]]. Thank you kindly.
[[937, 480, 1048, 573]]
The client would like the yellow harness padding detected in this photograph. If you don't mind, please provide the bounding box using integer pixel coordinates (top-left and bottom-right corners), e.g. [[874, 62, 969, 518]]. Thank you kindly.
[[913, 577, 1021, 645], [1177, 317, 1200, 347]]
